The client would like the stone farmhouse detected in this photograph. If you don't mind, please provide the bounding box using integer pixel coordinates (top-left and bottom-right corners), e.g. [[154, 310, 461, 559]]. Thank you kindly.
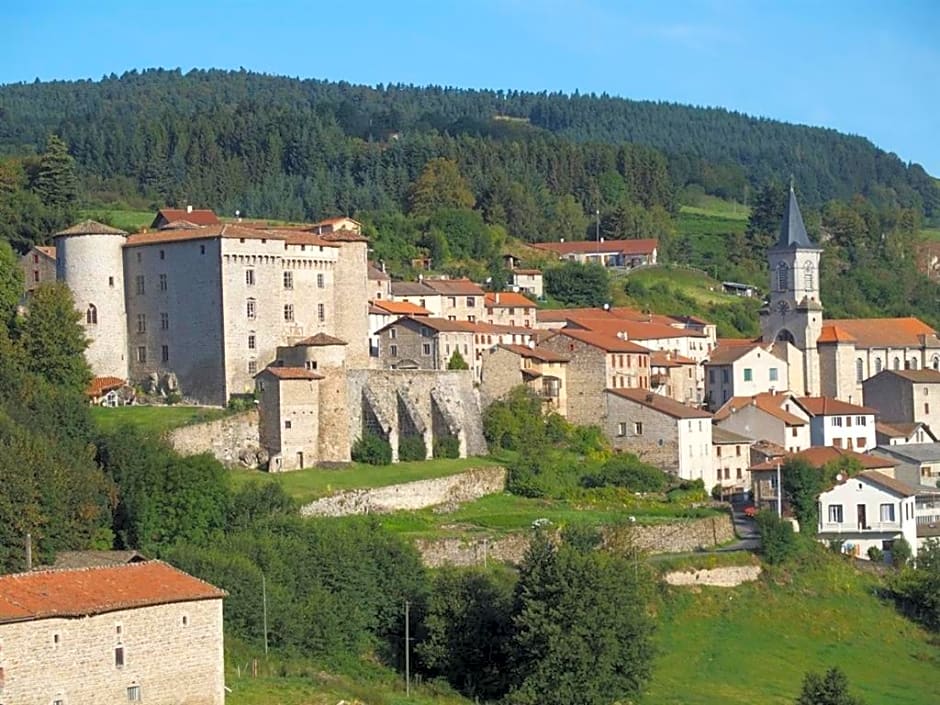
[[480, 344, 570, 416], [19, 245, 57, 294], [0, 560, 225, 705]]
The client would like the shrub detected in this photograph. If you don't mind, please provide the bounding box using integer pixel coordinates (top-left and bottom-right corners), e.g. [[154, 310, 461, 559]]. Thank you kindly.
[[867, 546, 884, 563], [666, 478, 707, 503], [755, 511, 798, 565], [892, 537, 913, 568], [352, 432, 392, 465], [433, 435, 460, 459], [398, 435, 427, 462], [164, 391, 181, 405], [580, 454, 668, 492], [447, 349, 470, 370], [227, 393, 256, 412]]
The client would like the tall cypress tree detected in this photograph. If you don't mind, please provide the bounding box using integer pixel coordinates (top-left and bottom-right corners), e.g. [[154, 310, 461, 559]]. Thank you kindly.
[[34, 134, 78, 208]]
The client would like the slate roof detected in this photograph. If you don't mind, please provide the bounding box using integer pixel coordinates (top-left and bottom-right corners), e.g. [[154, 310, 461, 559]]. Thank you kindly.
[[773, 187, 817, 250], [390, 281, 437, 297], [368, 263, 390, 281], [872, 368, 940, 384], [0, 561, 225, 624], [422, 278, 486, 296], [55, 220, 128, 237], [872, 443, 940, 464], [606, 388, 713, 420]]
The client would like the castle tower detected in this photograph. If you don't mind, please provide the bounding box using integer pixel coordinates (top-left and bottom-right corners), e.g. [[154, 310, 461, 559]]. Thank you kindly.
[[759, 187, 823, 395], [53, 220, 130, 380], [322, 232, 371, 368]]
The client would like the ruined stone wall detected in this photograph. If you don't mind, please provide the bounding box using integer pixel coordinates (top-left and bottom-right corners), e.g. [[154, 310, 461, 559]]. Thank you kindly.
[[167, 409, 263, 468], [300, 466, 506, 516]]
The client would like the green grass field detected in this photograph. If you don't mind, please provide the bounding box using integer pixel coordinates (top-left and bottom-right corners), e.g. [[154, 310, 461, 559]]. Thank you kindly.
[[90, 405, 227, 435], [920, 227, 940, 242], [229, 456, 500, 505], [78, 208, 154, 232], [645, 559, 940, 705], [618, 266, 744, 306], [679, 194, 751, 221]]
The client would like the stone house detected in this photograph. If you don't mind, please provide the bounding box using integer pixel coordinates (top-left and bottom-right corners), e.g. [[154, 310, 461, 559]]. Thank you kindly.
[[256, 365, 324, 471], [875, 421, 938, 446], [389, 280, 441, 316], [794, 396, 877, 451], [704, 342, 787, 411], [539, 328, 651, 426], [0, 560, 225, 705], [19, 245, 57, 294], [484, 291, 537, 327], [531, 238, 658, 268], [368, 299, 431, 356], [862, 369, 940, 437], [714, 392, 811, 454], [712, 427, 753, 495], [150, 206, 220, 229], [421, 278, 486, 322], [480, 344, 569, 416], [375, 316, 478, 377], [603, 388, 715, 488], [511, 268, 543, 298], [650, 350, 698, 404], [368, 261, 391, 300]]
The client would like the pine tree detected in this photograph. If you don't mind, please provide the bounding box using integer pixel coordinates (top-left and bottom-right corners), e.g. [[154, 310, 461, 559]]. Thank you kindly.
[[34, 135, 78, 208], [795, 667, 865, 705]]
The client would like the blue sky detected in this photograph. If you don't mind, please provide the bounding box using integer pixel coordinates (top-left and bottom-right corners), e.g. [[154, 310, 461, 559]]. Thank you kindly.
[[3, 1, 938, 174]]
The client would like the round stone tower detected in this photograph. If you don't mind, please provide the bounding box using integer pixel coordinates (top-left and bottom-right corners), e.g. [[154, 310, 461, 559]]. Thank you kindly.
[[54, 220, 130, 380]]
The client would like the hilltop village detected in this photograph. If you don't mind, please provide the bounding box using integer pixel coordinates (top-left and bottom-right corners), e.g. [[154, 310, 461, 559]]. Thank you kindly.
[[19, 189, 940, 564]]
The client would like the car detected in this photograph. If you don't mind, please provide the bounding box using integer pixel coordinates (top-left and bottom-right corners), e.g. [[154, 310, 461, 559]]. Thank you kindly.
[[743, 505, 758, 518]]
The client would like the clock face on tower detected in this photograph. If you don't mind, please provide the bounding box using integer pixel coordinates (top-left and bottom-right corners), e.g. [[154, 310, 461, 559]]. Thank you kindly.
[[776, 300, 790, 314]]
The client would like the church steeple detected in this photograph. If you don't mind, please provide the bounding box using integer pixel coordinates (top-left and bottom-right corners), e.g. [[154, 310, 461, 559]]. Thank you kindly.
[[774, 185, 815, 250]]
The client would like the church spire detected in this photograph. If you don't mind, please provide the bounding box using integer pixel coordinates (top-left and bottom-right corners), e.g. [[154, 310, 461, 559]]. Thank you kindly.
[[775, 184, 814, 249]]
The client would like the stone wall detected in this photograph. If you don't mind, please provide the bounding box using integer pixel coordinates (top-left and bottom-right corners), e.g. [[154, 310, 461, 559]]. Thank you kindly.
[[663, 565, 762, 587], [300, 466, 506, 517], [414, 514, 736, 567], [0, 598, 224, 705], [167, 409, 264, 468]]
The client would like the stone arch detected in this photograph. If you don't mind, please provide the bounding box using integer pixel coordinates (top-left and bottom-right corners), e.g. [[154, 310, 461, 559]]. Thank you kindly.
[[893, 356, 901, 371], [776, 329, 796, 344], [875, 357, 883, 374], [85, 303, 98, 325], [910, 358, 919, 370]]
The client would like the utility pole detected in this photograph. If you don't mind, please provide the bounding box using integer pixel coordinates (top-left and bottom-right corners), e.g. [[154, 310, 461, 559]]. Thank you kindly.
[[262, 572, 269, 657], [25, 532, 32, 571], [404, 600, 411, 697], [776, 462, 783, 518]]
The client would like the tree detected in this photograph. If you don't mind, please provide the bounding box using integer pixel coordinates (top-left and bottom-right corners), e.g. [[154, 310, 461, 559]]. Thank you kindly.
[[550, 194, 590, 241], [33, 135, 78, 208], [0, 240, 23, 329], [408, 158, 475, 216], [886, 539, 940, 631], [447, 349, 469, 370], [795, 667, 865, 705], [506, 532, 654, 705], [745, 181, 787, 261], [756, 511, 799, 565], [15, 282, 90, 394], [544, 262, 610, 307]]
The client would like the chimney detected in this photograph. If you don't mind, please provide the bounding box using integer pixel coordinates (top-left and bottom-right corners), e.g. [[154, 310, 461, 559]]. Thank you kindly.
[[186, 205, 193, 214]]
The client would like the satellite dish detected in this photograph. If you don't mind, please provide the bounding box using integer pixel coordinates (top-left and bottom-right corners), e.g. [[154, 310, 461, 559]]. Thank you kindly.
[[836, 473, 844, 482]]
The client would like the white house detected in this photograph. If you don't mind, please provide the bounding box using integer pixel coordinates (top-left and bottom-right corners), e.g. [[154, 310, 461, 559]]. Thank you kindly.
[[817, 470, 918, 561], [714, 392, 811, 454], [875, 421, 938, 446], [704, 343, 787, 411], [795, 396, 877, 451]]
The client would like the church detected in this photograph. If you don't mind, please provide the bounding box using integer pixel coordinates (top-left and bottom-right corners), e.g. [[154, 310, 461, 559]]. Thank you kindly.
[[759, 187, 940, 405]]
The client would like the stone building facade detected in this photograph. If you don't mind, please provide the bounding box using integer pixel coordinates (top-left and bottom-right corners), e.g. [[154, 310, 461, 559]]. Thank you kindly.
[[0, 561, 225, 705], [479, 344, 569, 415], [863, 369, 940, 435], [19, 245, 57, 294]]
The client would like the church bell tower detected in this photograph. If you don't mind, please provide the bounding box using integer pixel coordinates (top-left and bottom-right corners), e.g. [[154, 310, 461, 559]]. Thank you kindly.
[[760, 185, 823, 394]]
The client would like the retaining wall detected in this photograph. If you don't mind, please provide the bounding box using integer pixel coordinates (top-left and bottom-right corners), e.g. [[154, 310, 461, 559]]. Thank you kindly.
[[166, 409, 265, 468]]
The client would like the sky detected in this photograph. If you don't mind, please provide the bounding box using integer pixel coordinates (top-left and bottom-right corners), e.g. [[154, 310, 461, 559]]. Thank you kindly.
[[2, 1, 938, 174]]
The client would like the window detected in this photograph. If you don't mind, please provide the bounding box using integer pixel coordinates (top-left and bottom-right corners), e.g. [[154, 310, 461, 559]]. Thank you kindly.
[[284, 304, 294, 322], [856, 358, 864, 383], [447, 296, 456, 307], [390, 344, 398, 357], [875, 358, 883, 373], [284, 420, 292, 430], [200, 244, 206, 255], [893, 357, 900, 370], [934, 356, 939, 371], [389, 328, 397, 340], [856, 437, 866, 449], [136, 314, 146, 333], [135, 275, 145, 295], [317, 273, 325, 289], [743, 368, 753, 382], [880, 503, 896, 522], [791, 427, 798, 437], [86, 304, 97, 325], [160, 312, 169, 330], [115, 645, 125, 667], [466, 296, 475, 307], [769, 367, 779, 382], [422, 342, 432, 356], [737, 468, 743, 479], [776, 263, 788, 291], [33, 269, 39, 282], [246, 269, 255, 286], [248, 360, 257, 375], [283, 271, 293, 289], [136, 346, 146, 363], [182, 615, 189, 626], [832, 416, 843, 427], [717, 446, 722, 457], [160, 249, 165, 260], [617, 422, 627, 437], [161, 345, 169, 363], [828, 505, 844, 523], [927, 403, 931, 415], [911, 358, 919, 370], [136, 252, 142, 263], [246, 299, 256, 319], [109, 275, 115, 287], [634, 421, 643, 435], [857, 416, 867, 426], [54, 699, 64, 705], [709, 369, 715, 383], [721, 369, 729, 383], [127, 685, 141, 702], [248, 334, 256, 350], [736, 445, 742, 457], [53, 632, 60, 645], [159, 273, 167, 291]]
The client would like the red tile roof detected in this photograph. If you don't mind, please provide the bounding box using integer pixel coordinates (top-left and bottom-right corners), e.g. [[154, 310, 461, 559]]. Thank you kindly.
[[35, 245, 56, 259], [650, 351, 696, 367], [55, 220, 128, 237], [499, 344, 570, 363], [422, 278, 486, 296], [546, 328, 651, 354], [258, 366, 324, 380], [85, 376, 126, 398], [817, 324, 858, 344], [796, 396, 876, 416], [0, 561, 224, 623], [859, 470, 916, 497], [714, 393, 807, 426], [125, 223, 286, 247], [512, 268, 542, 275], [606, 388, 712, 419], [705, 342, 769, 365], [153, 209, 220, 227], [570, 318, 706, 340], [484, 292, 536, 308], [749, 446, 897, 473], [531, 238, 658, 257], [371, 300, 432, 316], [382, 316, 478, 334], [824, 317, 936, 348], [293, 333, 347, 346]]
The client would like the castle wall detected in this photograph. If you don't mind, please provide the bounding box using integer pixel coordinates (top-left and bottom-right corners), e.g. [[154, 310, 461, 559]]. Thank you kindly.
[[55, 233, 129, 380], [330, 241, 370, 368], [166, 410, 262, 468]]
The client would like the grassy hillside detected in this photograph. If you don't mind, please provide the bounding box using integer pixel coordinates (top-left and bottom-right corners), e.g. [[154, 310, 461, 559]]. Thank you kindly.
[[645, 558, 940, 705], [90, 405, 227, 434], [78, 207, 153, 232]]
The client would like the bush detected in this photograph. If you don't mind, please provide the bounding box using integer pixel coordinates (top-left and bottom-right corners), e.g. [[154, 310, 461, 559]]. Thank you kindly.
[[580, 454, 668, 492], [755, 511, 798, 565], [447, 349, 470, 370], [433, 435, 460, 459], [227, 393, 256, 412], [164, 391, 182, 405], [352, 432, 392, 465], [397, 435, 427, 462], [867, 546, 884, 563], [892, 537, 913, 568], [666, 478, 707, 503]]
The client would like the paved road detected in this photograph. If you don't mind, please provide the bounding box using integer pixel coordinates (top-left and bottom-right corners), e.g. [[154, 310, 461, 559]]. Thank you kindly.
[[716, 499, 761, 552]]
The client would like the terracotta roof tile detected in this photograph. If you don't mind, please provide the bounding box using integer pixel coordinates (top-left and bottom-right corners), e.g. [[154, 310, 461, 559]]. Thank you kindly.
[[824, 317, 936, 348], [817, 324, 858, 344], [606, 388, 712, 419], [650, 351, 696, 367], [484, 292, 536, 308], [55, 220, 128, 237], [531, 238, 657, 256], [293, 333, 347, 346], [371, 300, 432, 316], [714, 393, 807, 426], [125, 223, 286, 247], [153, 209, 220, 226], [859, 470, 916, 497], [749, 446, 897, 473], [0, 561, 224, 623], [546, 328, 652, 354], [35, 245, 56, 258], [258, 366, 324, 380], [796, 396, 876, 416], [705, 343, 768, 365], [85, 376, 126, 397]]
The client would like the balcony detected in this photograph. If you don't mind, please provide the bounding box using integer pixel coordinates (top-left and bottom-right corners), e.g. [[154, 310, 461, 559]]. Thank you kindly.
[[820, 521, 902, 533]]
